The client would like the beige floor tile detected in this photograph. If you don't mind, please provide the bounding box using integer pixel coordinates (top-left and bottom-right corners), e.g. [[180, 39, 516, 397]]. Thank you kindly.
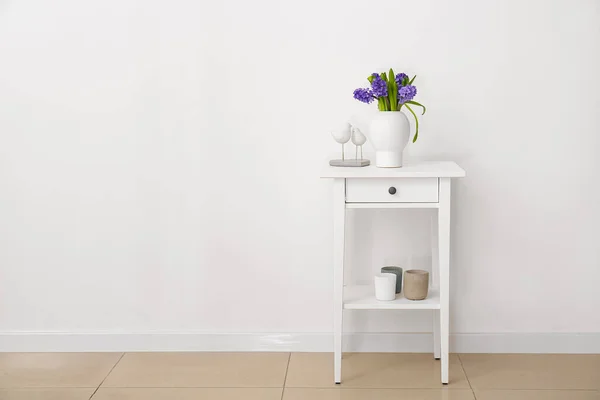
[[0, 389, 95, 400], [285, 353, 469, 388], [0, 353, 122, 388], [284, 388, 476, 400], [92, 388, 283, 400], [102, 352, 289, 388], [459, 354, 600, 390], [474, 390, 600, 400]]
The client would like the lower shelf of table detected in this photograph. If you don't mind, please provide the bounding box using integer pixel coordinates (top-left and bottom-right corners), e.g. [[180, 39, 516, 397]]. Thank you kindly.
[[343, 285, 441, 310]]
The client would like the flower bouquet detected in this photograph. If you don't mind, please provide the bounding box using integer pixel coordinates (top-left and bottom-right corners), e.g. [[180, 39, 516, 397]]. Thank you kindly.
[[351, 69, 426, 167], [353, 69, 426, 143]]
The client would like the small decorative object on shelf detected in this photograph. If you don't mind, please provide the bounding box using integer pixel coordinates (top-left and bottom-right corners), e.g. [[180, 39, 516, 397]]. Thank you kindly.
[[381, 266, 403, 294], [351, 126, 367, 161], [353, 69, 426, 168], [374, 273, 396, 301], [329, 123, 370, 167], [403, 270, 429, 300]]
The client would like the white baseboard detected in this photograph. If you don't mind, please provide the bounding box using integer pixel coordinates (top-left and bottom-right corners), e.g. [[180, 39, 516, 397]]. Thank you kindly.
[[452, 333, 600, 354], [0, 332, 598, 353]]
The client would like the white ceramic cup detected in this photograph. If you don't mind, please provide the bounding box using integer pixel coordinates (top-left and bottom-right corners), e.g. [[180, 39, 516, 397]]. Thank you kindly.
[[374, 273, 397, 301]]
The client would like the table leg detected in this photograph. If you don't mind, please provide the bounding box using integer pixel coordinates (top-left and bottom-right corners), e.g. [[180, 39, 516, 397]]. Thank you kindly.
[[438, 178, 451, 384], [333, 178, 346, 384], [431, 216, 441, 360], [433, 310, 441, 360]]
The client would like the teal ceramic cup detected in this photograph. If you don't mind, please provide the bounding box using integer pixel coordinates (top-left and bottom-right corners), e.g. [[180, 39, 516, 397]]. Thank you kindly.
[[381, 266, 403, 293]]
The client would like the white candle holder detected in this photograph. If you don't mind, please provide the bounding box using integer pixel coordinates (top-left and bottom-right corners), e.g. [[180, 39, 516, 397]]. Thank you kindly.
[[374, 273, 397, 301]]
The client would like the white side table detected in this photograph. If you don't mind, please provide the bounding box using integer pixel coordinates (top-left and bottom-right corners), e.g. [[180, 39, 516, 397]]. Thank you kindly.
[[322, 161, 465, 384]]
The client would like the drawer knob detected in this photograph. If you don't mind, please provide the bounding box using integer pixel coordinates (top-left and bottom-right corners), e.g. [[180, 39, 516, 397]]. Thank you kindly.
[[388, 186, 397, 195]]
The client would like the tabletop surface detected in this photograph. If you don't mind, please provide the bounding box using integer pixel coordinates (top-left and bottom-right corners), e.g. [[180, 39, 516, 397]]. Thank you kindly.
[[321, 160, 465, 178]]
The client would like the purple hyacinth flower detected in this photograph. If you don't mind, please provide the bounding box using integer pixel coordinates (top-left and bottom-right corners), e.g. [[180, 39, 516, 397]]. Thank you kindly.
[[395, 73, 409, 86], [398, 85, 417, 104], [353, 88, 375, 104], [370, 75, 388, 97]]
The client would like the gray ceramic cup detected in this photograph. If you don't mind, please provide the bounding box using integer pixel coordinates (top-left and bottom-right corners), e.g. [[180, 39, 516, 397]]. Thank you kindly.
[[381, 266, 403, 294]]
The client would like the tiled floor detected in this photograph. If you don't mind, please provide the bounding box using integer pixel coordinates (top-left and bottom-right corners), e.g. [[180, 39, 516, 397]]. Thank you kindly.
[[0, 353, 599, 399]]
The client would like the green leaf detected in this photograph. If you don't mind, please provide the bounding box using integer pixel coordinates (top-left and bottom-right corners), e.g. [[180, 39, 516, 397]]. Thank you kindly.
[[388, 68, 398, 111], [387, 82, 396, 111], [367, 74, 374, 84], [384, 96, 390, 111], [405, 104, 420, 143], [406, 100, 426, 115], [409, 75, 416, 85]]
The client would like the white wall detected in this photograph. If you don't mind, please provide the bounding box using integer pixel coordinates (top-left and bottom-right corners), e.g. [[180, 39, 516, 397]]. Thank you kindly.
[[1, 0, 599, 352]]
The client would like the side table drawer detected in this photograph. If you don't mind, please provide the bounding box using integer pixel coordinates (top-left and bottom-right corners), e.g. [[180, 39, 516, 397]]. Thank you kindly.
[[346, 178, 438, 203]]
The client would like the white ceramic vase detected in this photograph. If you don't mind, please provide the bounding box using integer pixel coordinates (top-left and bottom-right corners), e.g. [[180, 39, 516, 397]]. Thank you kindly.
[[368, 111, 410, 168]]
